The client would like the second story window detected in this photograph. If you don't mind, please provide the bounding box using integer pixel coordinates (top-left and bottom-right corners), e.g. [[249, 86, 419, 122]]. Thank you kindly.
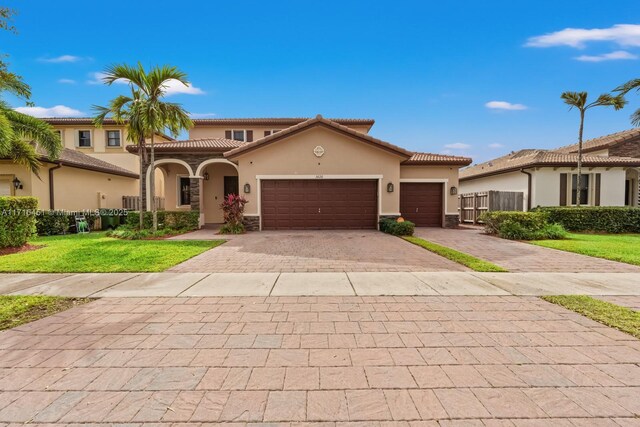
[[225, 130, 254, 142], [264, 130, 281, 137], [78, 130, 91, 147], [233, 130, 245, 141], [106, 130, 121, 147]]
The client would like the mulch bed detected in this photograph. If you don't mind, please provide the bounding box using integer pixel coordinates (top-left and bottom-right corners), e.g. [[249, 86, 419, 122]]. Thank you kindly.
[[0, 244, 43, 257]]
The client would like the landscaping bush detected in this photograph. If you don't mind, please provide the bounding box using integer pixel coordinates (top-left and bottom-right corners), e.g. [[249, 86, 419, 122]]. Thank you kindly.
[[479, 211, 566, 240], [0, 197, 38, 248], [106, 227, 181, 240], [124, 211, 200, 231], [35, 211, 100, 236], [219, 194, 248, 235], [534, 206, 640, 233], [379, 218, 415, 236]]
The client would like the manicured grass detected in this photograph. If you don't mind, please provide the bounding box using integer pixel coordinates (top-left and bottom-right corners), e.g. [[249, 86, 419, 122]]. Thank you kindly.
[[542, 295, 640, 339], [0, 232, 225, 273], [403, 236, 508, 272], [0, 296, 91, 331], [532, 233, 640, 266]]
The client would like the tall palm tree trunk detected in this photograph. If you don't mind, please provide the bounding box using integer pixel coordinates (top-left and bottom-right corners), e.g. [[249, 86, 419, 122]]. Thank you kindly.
[[576, 110, 584, 208], [150, 132, 157, 231], [138, 136, 145, 230]]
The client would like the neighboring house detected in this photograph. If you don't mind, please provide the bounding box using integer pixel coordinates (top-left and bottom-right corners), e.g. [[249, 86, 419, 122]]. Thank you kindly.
[[459, 128, 640, 210], [128, 115, 472, 230]]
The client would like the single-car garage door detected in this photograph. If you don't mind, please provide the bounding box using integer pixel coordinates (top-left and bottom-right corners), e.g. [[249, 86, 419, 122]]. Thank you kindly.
[[400, 182, 443, 227], [261, 179, 378, 230]]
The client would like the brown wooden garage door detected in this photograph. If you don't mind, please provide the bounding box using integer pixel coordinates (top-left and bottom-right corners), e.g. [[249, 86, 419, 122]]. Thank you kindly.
[[261, 179, 378, 230], [400, 182, 443, 227]]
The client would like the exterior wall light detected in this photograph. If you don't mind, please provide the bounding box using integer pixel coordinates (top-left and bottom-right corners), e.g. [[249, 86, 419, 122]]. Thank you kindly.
[[12, 177, 22, 190], [203, 172, 210, 181], [387, 182, 394, 193], [243, 183, 251, 194], [450, 186, 458, 196]]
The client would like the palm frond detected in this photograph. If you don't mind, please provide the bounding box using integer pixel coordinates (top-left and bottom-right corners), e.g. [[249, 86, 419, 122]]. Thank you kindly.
[[631, 108, 640, 127], [4, 109, 62, 159], [614, 78, 640, 95], [561, 91, 587, 110], [0, 59, 31, 100], [8, 138, 41, 177], [590, 93, 627, 110], [0, 108, 15, 154]]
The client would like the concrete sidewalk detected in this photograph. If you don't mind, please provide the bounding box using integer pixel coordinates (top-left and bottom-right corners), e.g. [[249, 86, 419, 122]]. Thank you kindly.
[[1, 271, 639, 297]]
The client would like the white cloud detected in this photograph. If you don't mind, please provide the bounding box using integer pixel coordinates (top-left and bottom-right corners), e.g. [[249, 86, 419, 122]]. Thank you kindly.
[[40, 55, 82, 63], [14, 105, 84, 118], [163, 79, 205, 96], [526, 24, 640, 48], [190, 112, 216, 118], [485, 101, 528, 111], [488, 143, 504, 148], [444, 142, 471, 150], [574, 50, 638, 62], [86, 72, 126, 85], [57, 78, 76, 84]]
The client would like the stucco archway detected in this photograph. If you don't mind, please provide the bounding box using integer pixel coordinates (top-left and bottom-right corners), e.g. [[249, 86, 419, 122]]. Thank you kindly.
[[195, 158, 239, 177], [146, 159, 195, 209]]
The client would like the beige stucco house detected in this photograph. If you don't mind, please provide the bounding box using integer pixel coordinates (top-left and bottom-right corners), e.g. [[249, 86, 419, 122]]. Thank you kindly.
[[459, 128, 640, 210], [129, 115, 472, 230]]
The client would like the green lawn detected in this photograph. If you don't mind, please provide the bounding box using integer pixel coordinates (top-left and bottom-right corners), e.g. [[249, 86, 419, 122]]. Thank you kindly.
[[0, 296, 91, 331], [542, 295, 640, 339], [532, 233, 640, 266], [403, 236, 508, 272], [0, 232, 224, 273]]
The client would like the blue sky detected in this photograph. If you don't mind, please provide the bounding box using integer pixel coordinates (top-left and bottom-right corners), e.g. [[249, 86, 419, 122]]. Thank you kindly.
[[2, 0, 639, 162]]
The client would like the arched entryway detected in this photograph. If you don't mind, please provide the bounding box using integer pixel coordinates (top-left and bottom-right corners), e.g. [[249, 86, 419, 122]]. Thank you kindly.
[[145, 159, 195, 211], [199, 160, 240, 224]]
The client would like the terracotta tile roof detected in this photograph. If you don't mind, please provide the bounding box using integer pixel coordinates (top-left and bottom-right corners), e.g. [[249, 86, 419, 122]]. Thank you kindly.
[[127, 138, 243, 154], [192, 117, 375, 129], [39, 148, 139, 178], [555, 127, 640, 154], [403, 152, 472, 166], [460, 149, 640, 180], [224, 115, 412, 159]]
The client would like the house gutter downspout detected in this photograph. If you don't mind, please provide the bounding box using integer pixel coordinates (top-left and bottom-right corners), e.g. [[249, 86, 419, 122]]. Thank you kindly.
[[49, 163, 62, 210], [520, 168, 532, 211]]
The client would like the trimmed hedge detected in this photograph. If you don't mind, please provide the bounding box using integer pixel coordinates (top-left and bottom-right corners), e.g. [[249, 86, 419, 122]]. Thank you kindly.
[[125, 211, 200, 231], [479, 211, 567, 240], [35, 212, 99, 236], [0, 197, 38, 248], [379, 218, 415, 236], [534, 207, 640, 233]]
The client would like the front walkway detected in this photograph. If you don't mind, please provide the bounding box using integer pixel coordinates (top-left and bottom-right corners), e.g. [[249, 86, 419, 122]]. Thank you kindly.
[[169, 230, 467, 273], [416, 227, 640, 273], [0, 296, 638, 424]]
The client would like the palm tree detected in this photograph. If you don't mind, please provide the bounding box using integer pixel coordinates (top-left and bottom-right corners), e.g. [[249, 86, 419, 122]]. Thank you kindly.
[[614, 79, 640, 126], [561, 91, 627, 207], [93, 63, 193, 231]]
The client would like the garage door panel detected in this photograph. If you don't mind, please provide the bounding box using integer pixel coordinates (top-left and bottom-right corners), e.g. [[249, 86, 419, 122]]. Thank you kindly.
[[261, 179, 378, 230], [400, 182, 443, 227]]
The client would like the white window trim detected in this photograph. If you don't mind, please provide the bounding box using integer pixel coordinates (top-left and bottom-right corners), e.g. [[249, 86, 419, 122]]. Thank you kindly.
[[569, 173, 593, 206], [76, 129, 92, 148], [231, 130, 246, 142], [254, 175, 383, 231], [176, 174, 191, 208], [105, 129, 122, 148]]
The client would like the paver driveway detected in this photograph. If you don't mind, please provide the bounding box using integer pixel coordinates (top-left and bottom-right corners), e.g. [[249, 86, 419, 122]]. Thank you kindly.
[[1, 296, 639, 424], [416, 227, 640, 273], [169, 230, 467, 273]]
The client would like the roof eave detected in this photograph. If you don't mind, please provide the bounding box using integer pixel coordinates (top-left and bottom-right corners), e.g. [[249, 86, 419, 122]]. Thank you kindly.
[[460, 161, 640, 181]]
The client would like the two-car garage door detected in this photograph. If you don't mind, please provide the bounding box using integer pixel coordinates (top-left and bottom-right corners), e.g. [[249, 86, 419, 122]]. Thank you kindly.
[[261, 179, 378, 230]]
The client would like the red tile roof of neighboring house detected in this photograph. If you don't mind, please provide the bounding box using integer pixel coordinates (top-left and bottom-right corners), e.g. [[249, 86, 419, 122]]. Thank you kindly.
[[37, 148, 139, 178], [460, 149, 640, 180], [191, 117, 375, 130], [126, 138, 243, 154], [224, 115, 413, 159], [554, 127, 640, 154], [403, 152, 472, 166]]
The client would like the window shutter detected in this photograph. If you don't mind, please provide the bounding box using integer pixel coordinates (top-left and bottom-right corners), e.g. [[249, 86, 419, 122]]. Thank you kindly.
[[246, 130, 253, 142], [595, 173, 601, 206], [225, 130, 232, 139], [559, 173, 568, 206], [264, 130, 271, 137]]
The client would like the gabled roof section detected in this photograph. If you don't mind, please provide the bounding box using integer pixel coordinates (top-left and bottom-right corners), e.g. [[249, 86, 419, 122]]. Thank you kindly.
[[403, 152, 472, 166], [224, 115, 413, 159], [37, 148, 139, 178], [192, 117, 375, 131], [555, 127, 640, 154], [127, 138, 243, 154], [460, 148, 640, 181]]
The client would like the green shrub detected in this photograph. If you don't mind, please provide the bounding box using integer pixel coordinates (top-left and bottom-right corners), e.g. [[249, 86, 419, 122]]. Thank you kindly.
[[379, 218, 415, 236], [480, 210, 566, 240], [35, 211, 99, 236], [106, 226, 182, 240], [219, 222, 245, 234], [0, 197, 38, 248], [124, 211, 200, 231], [534, 207, 640, 233]]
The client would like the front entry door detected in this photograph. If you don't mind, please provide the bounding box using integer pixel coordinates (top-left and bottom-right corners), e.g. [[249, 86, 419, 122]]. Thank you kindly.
[[224, 176, 239, 197]]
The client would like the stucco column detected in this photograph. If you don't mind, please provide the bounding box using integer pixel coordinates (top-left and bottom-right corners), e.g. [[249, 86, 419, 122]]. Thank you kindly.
[[140, 161, 149, 211], [189, 177, 204, 228]]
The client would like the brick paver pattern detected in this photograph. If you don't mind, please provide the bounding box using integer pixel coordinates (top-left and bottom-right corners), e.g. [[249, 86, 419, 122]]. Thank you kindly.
[[169, 230, 467, 273], [1, 296, 639, 425], [596, 296, 640, 312], [416, 227, 640, 273]]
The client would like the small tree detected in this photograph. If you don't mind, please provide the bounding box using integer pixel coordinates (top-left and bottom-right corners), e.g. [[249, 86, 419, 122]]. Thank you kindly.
[[560, 91, 626, 207], [219, 194, 248, 234]]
